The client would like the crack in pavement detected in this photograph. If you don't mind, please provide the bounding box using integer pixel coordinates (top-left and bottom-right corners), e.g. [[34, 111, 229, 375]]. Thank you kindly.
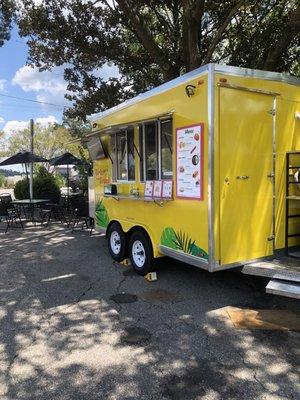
[[236, 350, 271, 393]]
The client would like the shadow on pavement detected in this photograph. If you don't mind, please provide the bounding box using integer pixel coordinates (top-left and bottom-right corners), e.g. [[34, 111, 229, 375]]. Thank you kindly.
[[0, 225, 299, 399]]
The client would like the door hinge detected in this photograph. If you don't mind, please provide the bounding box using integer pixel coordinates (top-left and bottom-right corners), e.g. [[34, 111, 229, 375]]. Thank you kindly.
[[267, 235, 275, 241], [267, 172, 275, 178], [267, 109, 276, 116]]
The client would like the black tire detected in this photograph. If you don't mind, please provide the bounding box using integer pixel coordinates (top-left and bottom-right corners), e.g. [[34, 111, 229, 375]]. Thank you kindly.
[[129, 230, 154, 275], [107, 223, 127, 262]]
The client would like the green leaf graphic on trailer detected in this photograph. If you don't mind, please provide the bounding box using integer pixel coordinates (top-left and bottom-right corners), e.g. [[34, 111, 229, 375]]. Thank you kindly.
[[161, 227, 176, 248], [95, 201, 109, 228], [161, 227, 208, 260]]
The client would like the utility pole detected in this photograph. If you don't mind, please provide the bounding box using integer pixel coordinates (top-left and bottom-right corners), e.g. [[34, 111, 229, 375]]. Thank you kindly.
[[29, 119, 34, 200]]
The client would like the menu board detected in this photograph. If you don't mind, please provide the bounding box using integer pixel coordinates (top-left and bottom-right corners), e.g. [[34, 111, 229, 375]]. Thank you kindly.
[[162, 180, 173, 199], [144, 181, 154, 197], [176, 123, 203, 199], [153, 180, 163, 197]]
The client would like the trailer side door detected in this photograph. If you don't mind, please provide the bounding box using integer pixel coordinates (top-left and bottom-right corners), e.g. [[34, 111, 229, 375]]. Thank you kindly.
[[219, 86, 275, 266]]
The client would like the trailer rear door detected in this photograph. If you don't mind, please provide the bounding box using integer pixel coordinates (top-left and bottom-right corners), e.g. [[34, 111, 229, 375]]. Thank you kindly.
[[219, 86, 275, 265]]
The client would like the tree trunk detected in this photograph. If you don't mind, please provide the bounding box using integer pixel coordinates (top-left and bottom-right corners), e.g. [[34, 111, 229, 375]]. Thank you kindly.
[[181, 0, 205, 71]]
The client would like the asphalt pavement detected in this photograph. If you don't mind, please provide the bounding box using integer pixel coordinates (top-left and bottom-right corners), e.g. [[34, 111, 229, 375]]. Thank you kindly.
[[0, 224, 299, 400]]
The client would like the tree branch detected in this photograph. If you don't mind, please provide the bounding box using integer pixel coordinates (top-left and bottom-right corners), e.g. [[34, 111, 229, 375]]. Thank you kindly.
[[116, 0, 175, 79], [202, 0, 244, 65], [263, 3, 300, 71]]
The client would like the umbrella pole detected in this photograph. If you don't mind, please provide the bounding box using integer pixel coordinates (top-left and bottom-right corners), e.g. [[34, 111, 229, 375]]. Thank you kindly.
[[29, 119, 34, 201], [25, 163, 29, 192], [67, 164, 69, 206], [29, 162, 33, 201]]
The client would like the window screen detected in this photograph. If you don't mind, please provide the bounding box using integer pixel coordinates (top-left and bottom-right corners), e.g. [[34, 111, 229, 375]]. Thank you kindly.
[[127, 129, 135, 180], [160, 120, 173, 179], [115, 129, 135, 181], [145, 123, 158, 180], [139, 119, 173, 181]]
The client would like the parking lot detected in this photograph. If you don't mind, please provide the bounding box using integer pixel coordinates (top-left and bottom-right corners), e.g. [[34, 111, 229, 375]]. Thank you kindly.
[[0, 224, 299, 399]]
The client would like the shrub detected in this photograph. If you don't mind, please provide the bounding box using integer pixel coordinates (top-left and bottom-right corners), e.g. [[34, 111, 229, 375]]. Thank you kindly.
[[14, 179, 29, 199], [0, 174, 5, 188], [14, 167, 61, 202], [54, 173, 66, 188]]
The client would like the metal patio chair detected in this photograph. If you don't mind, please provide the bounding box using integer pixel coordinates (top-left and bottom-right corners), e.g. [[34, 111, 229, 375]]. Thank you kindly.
[[69, 195, 93, 235], [0, 203, 10, 233], [0, 195, 24, 232], [40, 197, 68, 226]]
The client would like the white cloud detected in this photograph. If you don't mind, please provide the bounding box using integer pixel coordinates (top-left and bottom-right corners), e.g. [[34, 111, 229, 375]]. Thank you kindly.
[[0, 79, 6, 92], [12, 65, 70, 110], [3, 116, 57, 135], [12, 63, 121, 113], [13, 65, 66, 93], [0, 117, 5, 124], [3, 120, 29, 135], [35, 115, 58, 127]]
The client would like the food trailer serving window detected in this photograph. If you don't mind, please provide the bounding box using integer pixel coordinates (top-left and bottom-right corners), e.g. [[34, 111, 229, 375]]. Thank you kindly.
[[111, 128, 135, 181], [86, 135, 107, 160], [139, 119, 173, 181]]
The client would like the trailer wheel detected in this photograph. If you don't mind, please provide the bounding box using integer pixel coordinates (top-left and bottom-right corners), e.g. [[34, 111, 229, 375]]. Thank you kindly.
[[107, 223, 127, 262], [129, 231, 154, 275]]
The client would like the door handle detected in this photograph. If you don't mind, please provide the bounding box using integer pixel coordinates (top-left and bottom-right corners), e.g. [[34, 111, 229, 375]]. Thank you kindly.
[[236, 175, 250, 180]]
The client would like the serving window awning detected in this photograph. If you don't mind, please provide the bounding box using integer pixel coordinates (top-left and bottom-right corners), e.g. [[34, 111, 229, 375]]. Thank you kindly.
[[85, 110, 174, 139]]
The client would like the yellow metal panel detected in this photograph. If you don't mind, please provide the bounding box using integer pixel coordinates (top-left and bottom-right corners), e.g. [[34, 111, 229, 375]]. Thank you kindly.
[[93, 67, 299, 267], [219, 87, 274, 265], [93, 73, 210, 261], [215, 73, 300, 263]]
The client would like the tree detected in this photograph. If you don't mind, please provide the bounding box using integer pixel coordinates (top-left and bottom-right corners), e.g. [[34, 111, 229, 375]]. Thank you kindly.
[[0, 130, 6, 156], [0, 0, 15, 46], [4, 121, 87, 161], [15, 1, 300, 119]]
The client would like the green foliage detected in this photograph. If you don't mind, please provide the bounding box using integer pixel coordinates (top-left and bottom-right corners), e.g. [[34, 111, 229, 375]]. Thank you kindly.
[[74, 147, 91, 196], [0, 174, 6, 188], [4, 121, 86, 160], [14, 167, 61, 202], [161, 227, 208, 260], [14, 179, 29, 200], [0, 0, 15, 46], [95, 201, 109, 228], [54, 173, 65, 189], [14, 0, 300, 119]]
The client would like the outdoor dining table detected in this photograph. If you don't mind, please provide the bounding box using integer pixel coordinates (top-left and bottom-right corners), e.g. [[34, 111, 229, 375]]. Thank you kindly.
[[12, 199, 50, 223]]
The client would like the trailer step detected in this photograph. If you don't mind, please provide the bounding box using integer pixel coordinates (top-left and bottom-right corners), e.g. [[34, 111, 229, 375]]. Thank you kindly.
[[288, 250, 300, 258], [242, 261, 300, 282], [266, 280, 300, 299]]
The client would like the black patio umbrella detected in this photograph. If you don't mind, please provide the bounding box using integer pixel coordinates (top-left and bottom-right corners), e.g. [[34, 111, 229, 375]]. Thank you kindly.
[[0, 151, 48, 166], [0, 152, 48, 200], [49, 152, 84, 201]]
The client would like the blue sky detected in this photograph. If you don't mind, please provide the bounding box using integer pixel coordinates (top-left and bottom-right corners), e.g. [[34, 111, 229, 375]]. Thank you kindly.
[[0, 26, 119, 172], [0, 27, 66, 133], [0, 26, 119, 137]]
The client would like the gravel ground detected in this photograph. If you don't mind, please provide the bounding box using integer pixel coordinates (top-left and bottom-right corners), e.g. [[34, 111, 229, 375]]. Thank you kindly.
[[0, 223, 299, 400]]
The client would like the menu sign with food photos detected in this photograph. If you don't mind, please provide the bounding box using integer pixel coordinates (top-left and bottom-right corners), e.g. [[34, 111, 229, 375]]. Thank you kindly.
[[176, 123, 204, 200]]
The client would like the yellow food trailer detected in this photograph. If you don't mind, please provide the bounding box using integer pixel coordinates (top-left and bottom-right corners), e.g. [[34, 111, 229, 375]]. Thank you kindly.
[[87, 63, 300, 298]]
